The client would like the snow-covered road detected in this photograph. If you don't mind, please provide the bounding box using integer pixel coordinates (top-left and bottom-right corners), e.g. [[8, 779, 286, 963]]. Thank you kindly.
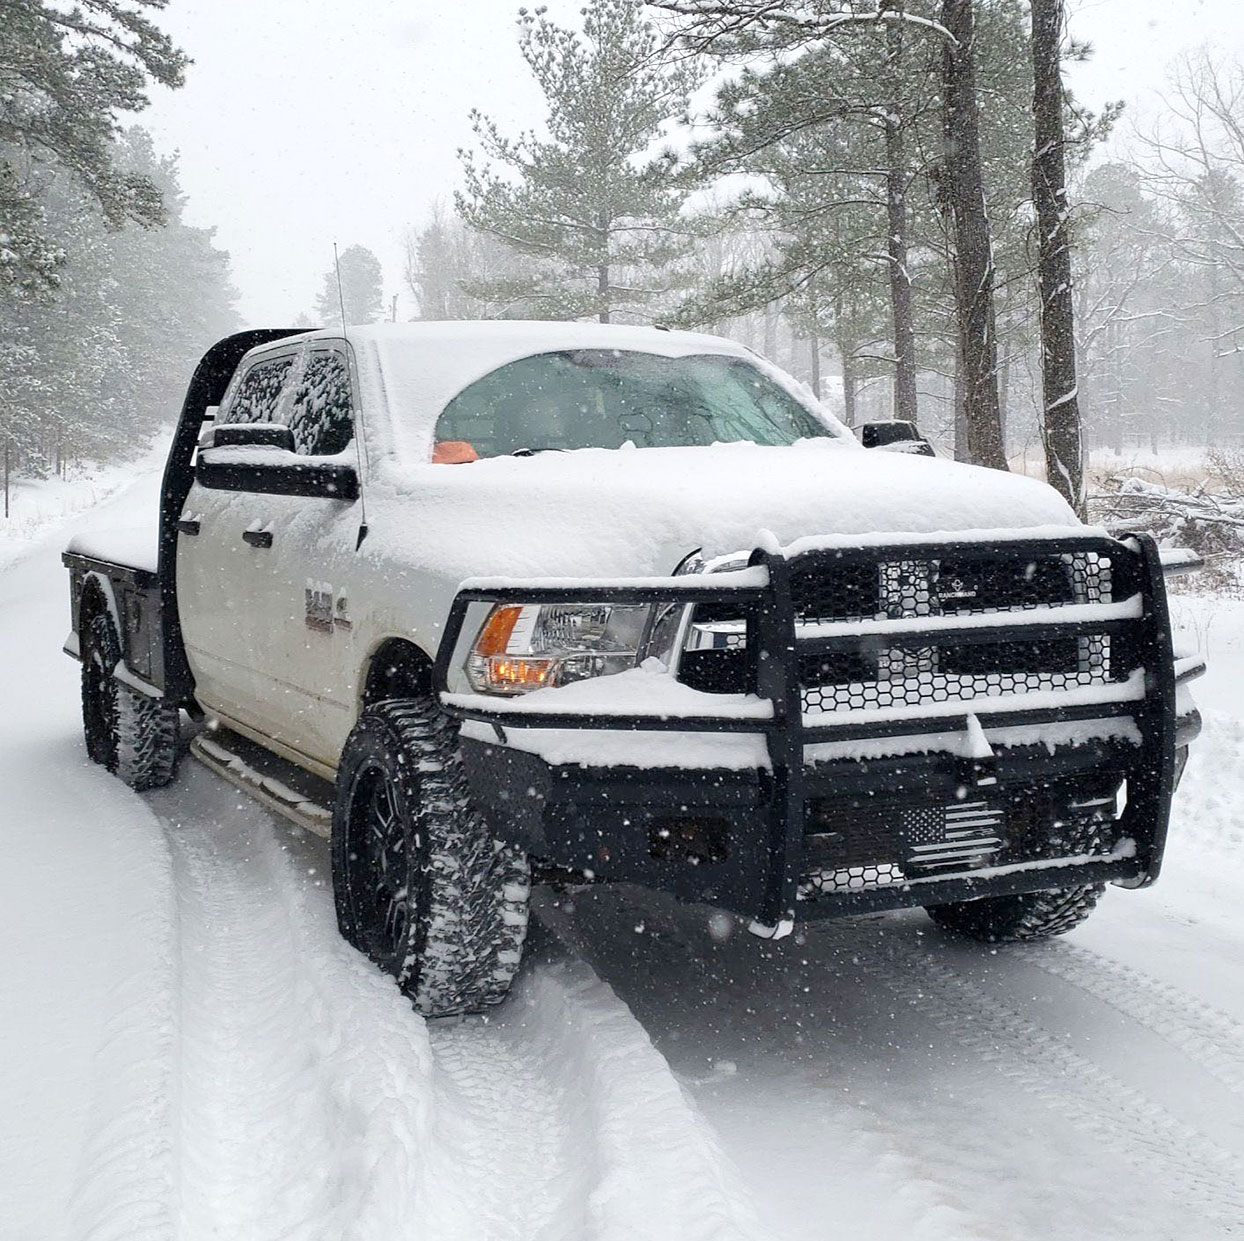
[[2, 471, 1242, 1240]]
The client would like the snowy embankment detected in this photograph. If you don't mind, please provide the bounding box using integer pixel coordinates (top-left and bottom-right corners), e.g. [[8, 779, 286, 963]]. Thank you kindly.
[[0, 438, 169, 571], [0, 469, 766, 1241]]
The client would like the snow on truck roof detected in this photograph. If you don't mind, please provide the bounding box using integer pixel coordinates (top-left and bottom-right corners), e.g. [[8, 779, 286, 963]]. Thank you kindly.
[[241, 321, 843, 461], [298, 318, 748, 356]]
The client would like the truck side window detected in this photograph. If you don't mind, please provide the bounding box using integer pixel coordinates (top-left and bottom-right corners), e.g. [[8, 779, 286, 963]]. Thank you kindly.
[[288, 351, 353, 456], [221, 356, 295, 425]]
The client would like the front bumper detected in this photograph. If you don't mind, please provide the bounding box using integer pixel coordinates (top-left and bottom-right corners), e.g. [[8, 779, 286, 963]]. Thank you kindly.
[[462, 719, 1197, 925], [437, 533, 1196, 930]]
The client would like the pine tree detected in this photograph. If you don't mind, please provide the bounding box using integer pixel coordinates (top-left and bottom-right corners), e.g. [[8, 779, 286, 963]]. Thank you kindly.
[[456, 0, 703, 323], [684, 30, 927, 424], [403, 205, 534, 320], [0, 0, 187, 299], [0, 128, 237, 481], [670, 0, 1049, 450], [314, 245, 384, 327]]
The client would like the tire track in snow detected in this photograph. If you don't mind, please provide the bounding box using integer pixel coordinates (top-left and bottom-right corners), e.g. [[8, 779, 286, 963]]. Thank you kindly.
[[420, 981, 579, 1239], [157, 766, 768, 1241], [860, 935, 1244, 1229], [548, 886, 1244, 1241], [63, 805, 180, 1241], [1020, 941, 1244, 1098], [166, 803, 438, 1241], [538, 894, 1001, 1241]]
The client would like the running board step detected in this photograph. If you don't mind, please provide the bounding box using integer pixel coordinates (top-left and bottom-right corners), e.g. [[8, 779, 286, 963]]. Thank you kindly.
[[190, 733, 334, 838]]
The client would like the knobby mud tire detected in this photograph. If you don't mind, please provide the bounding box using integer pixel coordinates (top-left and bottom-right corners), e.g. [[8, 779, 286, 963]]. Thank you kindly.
[[82, 609, 121, 770], [114, 681, 179, 791], [81, 606, 179, 790], [925, 815, 1109, 943], [332, 697, 530, 1017]]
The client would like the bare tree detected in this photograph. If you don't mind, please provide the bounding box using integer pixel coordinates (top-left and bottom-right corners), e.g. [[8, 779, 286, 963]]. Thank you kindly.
[[1137, 53, 1244, 443]]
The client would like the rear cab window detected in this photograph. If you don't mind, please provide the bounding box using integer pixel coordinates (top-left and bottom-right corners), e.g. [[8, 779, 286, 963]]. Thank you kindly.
[[219, 354, 296, 426]]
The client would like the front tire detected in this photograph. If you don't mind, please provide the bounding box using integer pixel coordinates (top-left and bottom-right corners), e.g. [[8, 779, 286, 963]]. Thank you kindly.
[[331, 697, 530, 1016], [925, 813, 1108, 942]]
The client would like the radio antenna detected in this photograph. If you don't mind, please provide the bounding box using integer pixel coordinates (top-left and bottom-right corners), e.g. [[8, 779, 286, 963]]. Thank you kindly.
[[334, 242, 369, 547]]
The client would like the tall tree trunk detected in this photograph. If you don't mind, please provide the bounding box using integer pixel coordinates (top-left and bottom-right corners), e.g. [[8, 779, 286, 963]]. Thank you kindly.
[[953, 342, 969, 461], [1207, 260, 1220, 445], [841, 347, 858, 428], [1031, 0, 1085, 514], [942, 0, 1007, 470], [998, 334, 1010, 447], [881, 2, 919, 425], [809, 331, 822, 398], [764, 304, 779, 359], [597, 211, 610, 323], [598, 263, 610, 324]]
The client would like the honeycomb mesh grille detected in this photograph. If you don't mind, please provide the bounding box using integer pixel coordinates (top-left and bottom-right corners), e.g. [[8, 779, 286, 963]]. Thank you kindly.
[[795, 550, 1124, 716], [792, 550, 1112, 623]]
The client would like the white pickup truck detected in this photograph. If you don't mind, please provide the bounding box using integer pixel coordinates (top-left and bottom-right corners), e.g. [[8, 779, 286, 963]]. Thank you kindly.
[[64, 323, 1202, 1015]]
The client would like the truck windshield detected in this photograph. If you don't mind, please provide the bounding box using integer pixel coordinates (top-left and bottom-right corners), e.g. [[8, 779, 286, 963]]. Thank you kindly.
[[434, 350, 836, 457]]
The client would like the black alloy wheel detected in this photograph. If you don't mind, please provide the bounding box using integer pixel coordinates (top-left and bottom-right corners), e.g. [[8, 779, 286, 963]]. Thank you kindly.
[[344, 760, 422, 972], [331, 697, 530, 1016]]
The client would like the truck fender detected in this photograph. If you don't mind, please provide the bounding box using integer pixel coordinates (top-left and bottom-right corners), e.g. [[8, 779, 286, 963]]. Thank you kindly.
[[357, 637, 436, 711], [78, 572, 161, 696], [80, 571, 123, 645]]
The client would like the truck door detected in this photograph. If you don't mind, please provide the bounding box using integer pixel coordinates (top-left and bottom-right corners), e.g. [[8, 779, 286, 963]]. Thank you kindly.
[[221, 346, 363, 768], [177, 350, 299, 724]]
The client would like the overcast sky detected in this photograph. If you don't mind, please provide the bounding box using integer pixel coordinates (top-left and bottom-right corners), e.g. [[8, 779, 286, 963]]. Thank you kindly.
[[136, 0, 1244, 326]]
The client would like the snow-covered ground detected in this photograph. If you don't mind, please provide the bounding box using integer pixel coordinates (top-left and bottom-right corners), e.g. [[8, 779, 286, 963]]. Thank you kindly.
[[1, 467, 1242, 1240]]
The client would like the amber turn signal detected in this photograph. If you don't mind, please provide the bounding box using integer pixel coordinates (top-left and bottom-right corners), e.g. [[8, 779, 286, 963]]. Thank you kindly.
[[474, 605, 524, 656]]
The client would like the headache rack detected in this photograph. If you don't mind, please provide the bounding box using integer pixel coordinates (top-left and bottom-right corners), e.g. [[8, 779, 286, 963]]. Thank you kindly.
[[434, 532, 1180, 932]]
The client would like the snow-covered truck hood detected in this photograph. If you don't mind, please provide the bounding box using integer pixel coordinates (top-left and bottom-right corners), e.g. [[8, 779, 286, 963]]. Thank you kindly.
[[366, 438, 1079, 581]]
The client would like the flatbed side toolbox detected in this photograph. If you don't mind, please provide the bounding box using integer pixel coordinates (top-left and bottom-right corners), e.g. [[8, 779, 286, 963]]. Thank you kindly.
[[62, 550, 165, 692]]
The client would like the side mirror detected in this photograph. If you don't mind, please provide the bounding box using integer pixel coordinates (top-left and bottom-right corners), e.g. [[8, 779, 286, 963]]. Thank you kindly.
[[196, 446, 359, 500], [212, 422, 296, 452], [857, 420, 935, 456]]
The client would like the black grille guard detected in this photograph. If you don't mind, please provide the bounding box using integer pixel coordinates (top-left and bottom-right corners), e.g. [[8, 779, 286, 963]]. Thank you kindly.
[[434, 532, 1181, 930]]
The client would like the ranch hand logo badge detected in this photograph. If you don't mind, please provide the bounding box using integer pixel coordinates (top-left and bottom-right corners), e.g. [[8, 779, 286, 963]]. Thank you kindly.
[[941, 577, 978, 602]]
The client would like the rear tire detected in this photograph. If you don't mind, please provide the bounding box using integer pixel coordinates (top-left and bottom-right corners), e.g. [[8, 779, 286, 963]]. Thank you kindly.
[[82, 609, 121, 770], [114, 682, 180, 791], [80, 605, 179, 790], [331, 697, 530, 1016], [925, 814, 1108, 943]]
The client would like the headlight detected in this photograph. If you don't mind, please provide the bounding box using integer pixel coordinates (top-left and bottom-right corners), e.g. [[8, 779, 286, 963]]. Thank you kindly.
[[465, 602, 653, 696]]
